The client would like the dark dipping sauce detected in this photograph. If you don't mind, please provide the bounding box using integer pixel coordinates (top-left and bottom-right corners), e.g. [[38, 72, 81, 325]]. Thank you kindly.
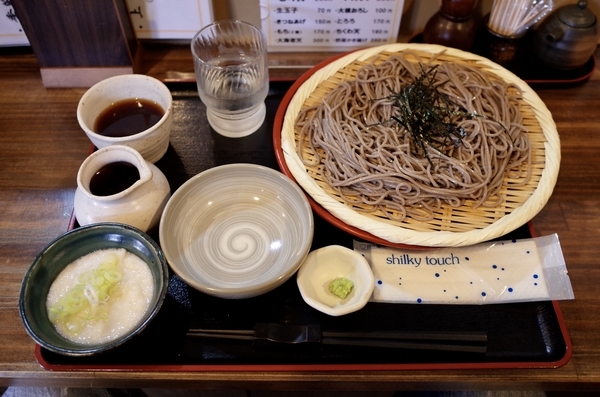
[[94, 98, 165, 137], [89, 161, 140, 196]]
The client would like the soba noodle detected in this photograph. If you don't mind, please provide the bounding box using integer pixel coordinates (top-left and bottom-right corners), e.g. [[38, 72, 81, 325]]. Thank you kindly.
[[295, 52, 532, 222]]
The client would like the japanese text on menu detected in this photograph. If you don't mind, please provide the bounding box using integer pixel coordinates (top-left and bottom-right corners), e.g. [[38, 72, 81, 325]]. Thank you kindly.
[[261, 0, 404, 51]]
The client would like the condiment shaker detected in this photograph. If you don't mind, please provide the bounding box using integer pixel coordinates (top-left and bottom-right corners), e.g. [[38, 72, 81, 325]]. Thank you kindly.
[[422, 0, 479, 51]]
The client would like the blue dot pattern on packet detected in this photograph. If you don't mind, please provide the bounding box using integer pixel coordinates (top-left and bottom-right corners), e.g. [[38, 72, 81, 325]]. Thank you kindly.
[[368, 238, 550, 304]]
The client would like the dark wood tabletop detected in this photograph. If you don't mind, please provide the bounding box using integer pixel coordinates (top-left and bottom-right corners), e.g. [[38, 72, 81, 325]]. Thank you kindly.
[[1, 43, 600, 392]]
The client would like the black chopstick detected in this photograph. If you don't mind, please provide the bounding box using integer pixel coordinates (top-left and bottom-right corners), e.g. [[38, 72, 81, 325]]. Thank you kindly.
[[187, 323, 487, 354], [188, 329, 254, 341], [322, 330, 488, 342], [320, 336, 487, 353]]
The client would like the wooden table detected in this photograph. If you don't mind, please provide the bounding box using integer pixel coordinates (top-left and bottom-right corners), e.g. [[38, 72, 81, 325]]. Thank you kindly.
[[1, 43, 600, 392]]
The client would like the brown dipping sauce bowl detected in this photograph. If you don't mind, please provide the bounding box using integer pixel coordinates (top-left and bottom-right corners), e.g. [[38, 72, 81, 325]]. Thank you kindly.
[[77, 74, 173, 163]]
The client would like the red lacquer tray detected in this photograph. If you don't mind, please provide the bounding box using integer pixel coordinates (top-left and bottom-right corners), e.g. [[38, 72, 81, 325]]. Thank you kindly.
[[35, 81, 572, 372]]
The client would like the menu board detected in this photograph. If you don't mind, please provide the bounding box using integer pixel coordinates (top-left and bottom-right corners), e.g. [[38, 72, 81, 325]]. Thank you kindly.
[[0, 0, 29, 46], [260, 0, 404, 52], [125, 0, 213, 39]]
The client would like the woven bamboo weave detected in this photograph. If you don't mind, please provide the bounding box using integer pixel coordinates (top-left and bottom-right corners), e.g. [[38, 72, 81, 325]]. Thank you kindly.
[[281, 44, 560, 247]]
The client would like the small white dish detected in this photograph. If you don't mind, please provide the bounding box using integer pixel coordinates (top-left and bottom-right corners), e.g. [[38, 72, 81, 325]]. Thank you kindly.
[[297, 245, 375, 316]]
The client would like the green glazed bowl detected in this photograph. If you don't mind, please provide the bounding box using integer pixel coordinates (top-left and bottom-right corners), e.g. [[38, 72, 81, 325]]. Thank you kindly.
[[19, 222, 169, 356]]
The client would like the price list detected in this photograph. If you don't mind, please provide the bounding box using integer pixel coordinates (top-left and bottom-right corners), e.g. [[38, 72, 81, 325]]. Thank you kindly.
[[260, 0, 404, 52]]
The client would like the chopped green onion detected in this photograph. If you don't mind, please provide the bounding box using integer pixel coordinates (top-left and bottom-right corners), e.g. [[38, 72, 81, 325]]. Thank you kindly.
[[103, 268, 122, 283], [48, 252, 124, 335]]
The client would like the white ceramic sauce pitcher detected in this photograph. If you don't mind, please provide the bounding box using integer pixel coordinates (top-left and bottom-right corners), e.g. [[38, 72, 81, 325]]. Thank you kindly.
[[74, 145, 170, 232]]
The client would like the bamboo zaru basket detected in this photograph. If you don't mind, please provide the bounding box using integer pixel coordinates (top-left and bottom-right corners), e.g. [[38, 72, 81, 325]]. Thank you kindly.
[[279, 44, 560, 247]]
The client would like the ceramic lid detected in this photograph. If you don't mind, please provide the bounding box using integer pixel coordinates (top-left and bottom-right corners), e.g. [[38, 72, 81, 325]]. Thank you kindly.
[[558, 0, 596, 29]]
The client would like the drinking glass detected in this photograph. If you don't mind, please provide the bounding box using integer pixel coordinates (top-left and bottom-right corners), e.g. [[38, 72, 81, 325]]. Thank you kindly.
[[191, 20, 269, 138]]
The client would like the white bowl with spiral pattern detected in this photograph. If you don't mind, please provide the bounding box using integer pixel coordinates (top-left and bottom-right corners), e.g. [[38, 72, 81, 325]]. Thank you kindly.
[[159, 163, 314, 299]]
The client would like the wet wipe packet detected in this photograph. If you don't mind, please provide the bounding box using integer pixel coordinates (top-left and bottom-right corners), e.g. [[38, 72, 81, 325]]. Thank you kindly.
[[354, 234, 574, 304]]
